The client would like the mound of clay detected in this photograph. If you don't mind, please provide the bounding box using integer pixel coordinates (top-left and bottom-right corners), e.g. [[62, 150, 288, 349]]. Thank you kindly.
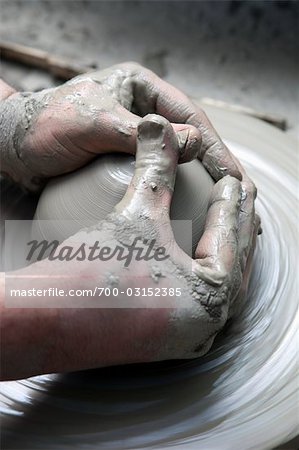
[[32, 154, 214, 255]]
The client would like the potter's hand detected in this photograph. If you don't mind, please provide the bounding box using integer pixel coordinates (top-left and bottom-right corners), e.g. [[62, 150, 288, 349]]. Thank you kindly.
[[100, 114, 259, 357], [0, 63, 241, 191], [63, 115, 258, 356]]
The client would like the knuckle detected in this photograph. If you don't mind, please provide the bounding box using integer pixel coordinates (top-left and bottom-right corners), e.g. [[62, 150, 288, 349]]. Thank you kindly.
[[242, 179, 257, 199], [114, 62, 160, 88], [168, 302, 226, 359], [193, 259, 230, 289], [215, 263, 230, 285], [118, 61, 144, 73], [70, 78, 96, 94], [213, 176, 241, 203], [220, 175, 241, 189]]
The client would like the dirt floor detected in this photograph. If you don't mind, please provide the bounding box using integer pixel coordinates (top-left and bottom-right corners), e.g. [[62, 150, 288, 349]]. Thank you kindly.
[[1, 0, 298, 137]]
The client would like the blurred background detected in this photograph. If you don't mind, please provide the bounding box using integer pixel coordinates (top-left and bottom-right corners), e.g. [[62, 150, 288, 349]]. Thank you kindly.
[[1, 0, 298, 136]]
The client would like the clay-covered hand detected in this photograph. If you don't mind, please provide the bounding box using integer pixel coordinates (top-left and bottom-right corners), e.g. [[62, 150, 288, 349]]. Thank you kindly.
[[58, 114, 258, 361], [0, 63, 241, 191]]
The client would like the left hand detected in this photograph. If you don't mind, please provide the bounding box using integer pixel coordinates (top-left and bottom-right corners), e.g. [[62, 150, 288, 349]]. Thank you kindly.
[[1, 62, 242, 191]]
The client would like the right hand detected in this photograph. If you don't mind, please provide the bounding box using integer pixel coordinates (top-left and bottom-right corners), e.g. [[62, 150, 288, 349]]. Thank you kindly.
[[47, 114, 260, 360]]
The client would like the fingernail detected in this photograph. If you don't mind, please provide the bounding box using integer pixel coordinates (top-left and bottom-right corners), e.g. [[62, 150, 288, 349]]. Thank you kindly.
[[177, 129, 189, 155], [137, 114, 169, 140], [177, 129, 201, 162]]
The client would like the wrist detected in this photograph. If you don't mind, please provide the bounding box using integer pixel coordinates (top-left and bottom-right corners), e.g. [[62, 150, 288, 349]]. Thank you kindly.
[[0, 90, 48, 191]]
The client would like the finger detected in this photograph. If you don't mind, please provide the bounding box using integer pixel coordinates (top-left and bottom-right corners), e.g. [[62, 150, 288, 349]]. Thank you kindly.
[[228, 151, 260, 270], [241, 214, 260, 294], [115, 114, 180, 218], [172, 123, 202, 163], [119, 63, 241, 181], [229, 214, 260, 318], [238, 180, 257, 271], [193, 175, 242, 287], [111, 107, 201, 164], [57, 77, 201, 164]]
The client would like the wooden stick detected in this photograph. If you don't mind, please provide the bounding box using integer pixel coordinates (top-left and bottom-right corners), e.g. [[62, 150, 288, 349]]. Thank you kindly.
[[0, 40, 90, 80], [199, 97, 287, 131]]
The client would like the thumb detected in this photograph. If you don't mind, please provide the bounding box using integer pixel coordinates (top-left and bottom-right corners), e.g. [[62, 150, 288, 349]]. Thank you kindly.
[[115, 114, 180, 218], [92, 104, 201, 164]]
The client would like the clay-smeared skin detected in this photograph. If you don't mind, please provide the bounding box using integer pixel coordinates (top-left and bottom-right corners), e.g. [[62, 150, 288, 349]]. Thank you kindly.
[[2, 115, 258, 381], [0, 62, 241, 191]]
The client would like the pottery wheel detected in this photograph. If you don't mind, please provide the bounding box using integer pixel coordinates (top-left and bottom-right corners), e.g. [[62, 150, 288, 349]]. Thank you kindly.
[[0, 105, 298, 450]]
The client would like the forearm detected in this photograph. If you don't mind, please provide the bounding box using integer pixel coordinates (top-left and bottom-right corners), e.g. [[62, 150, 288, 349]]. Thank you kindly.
[[0, 85, 39, 190], [0, 272, 61, 380], [0, 79, 53, 191], [0, 256, 171, 381]]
